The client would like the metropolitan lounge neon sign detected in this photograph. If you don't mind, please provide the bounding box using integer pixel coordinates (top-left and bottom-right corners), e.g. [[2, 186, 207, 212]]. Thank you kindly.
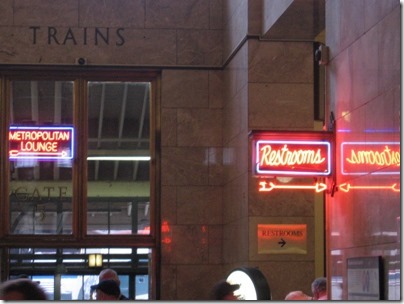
[[9, 126, 74, 160]]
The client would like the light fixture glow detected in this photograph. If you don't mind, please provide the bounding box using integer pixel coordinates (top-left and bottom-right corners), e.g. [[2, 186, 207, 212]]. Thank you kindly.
[[88, 254, 103, 267]]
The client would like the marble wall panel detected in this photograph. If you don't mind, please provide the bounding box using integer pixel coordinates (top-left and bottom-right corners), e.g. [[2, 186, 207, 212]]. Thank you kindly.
[[223, 85, 248, 143], [223, 134, 249, 183], [1, 1, 224, 66], [224, 43, 248, 100], [248, 0, 262, 34], [208, 225, 224, 264], [168, 224, 209, 265], [222, 0, 248, 61], [248, 83, 313, 130], [378, 8, 401, 93], [160, 265, 177, 300], [248, 40, 313, 84], [364, 0, 398, 30], [145, 0, 209, 29], [161, 147, 209, 186], [14, 0, 78, 26], [177, 29, 222, 66], [258, 261, 315, 300], [79, 0, 145, 28], [327, 1, 401, 300], [176, 265, 225, 300], [161, 185, 177, 224], [176, 186, 222, 225], [223, 216, 249, 264], [0, 27, 177, 65], [262, 0, 293, 36], [340, 0, 365, 51], [223, 173, 248, 223], [0, 0, 13, 25], [209, 71, 224, 109], [209, 0, 223, 30], [325, 0, 341, 59], [161, 108, 177, 147], [162, 70, 209, 108], [208, 147, 224, 186], [176, 108, 222, 147], [350, 25, 379, 107]]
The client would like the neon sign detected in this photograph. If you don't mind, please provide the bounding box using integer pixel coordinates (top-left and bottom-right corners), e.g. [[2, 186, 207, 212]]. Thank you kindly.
[[341, 142, 400, 175], [339, 182, 400, 193], [9, 126, 74, 160], [259, 180, 327, 193], [254, 140, 331, 176]]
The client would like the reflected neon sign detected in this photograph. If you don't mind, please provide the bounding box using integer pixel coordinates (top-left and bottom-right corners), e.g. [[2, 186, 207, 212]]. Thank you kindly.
[[9, 126, 74, 160], [254, 140, 331, 176], [339, 182, 400, 193], [341, 142, 400, 175]]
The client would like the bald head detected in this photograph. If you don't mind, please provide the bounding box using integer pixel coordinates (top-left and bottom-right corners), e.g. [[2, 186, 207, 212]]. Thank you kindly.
[[285, 290, 311, 300], [99, 269, 120, 286]]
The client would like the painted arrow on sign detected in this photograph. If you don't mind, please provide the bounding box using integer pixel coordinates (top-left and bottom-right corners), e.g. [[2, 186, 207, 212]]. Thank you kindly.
[[259, 181, 328, 193], [278, 238, 286, 247], [339, 183, 400, 193]]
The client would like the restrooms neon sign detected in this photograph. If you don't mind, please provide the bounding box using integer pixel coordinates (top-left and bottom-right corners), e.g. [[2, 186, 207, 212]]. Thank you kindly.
[[255, 140, 331, 176]]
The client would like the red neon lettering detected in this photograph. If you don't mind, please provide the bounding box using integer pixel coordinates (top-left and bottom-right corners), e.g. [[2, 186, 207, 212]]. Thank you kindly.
[[346, 146, 400, 167], [9, 130, 70, 141], [21, 141, 58, 153], [259, 144, 325, 166]]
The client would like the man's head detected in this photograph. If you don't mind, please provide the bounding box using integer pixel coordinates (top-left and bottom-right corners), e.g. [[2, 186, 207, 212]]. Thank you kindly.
[[99, 268, 120, 286], [0, 278, 48, 300], [91, 279, 120, 300], [311, 277, 327, 300], [285, 290, 311, 300], [211, 280, 240, 300]]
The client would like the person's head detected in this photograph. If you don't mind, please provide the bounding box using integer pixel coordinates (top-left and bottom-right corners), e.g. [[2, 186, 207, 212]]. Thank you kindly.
[[311, 277, 327, 300], [0, 278, 48, 300], [285, 290, 311, 300], [211, 280, 240, 300], [99, 268, 120, 286], [91, 279, 121, 300]]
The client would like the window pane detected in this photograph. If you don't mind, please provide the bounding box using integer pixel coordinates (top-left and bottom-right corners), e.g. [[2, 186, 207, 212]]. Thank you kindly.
[[8, 247, 151, 300], [87, 82, 151, 235], [9, 81, 74, 234]]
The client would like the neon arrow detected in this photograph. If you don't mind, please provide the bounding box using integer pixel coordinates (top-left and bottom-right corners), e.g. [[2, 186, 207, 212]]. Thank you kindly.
[[9, 150, 67, 158], [339, 183, 400, 192], [259, 181, 327, 193]]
